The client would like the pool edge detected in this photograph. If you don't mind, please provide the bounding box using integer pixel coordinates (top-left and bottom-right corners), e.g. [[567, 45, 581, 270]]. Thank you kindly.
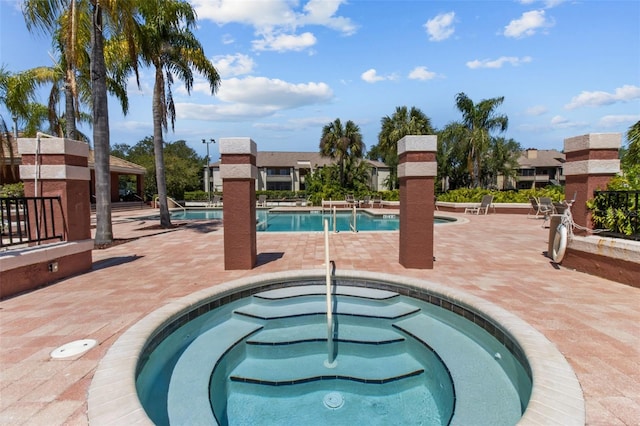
[[87, 269, 584, 426]]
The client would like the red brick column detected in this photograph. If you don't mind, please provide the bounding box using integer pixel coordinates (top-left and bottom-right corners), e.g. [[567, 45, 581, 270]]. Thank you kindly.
[[563, 133, 620, 235], [220, 138, 257, 270], [398, 135, 437, 269], [18, 137, 91, 241]]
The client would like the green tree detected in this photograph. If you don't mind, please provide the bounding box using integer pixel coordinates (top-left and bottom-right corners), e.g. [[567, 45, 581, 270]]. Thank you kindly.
[[452, 93, 508, 188], [625, 120, 640, 167], [484, 137, 522, 189], [136, 0, 220, 227], [319, 118, 364, 187], [371, 106, 434, 189], [113, 136, 203, 200], [22, 0, 141, 245]]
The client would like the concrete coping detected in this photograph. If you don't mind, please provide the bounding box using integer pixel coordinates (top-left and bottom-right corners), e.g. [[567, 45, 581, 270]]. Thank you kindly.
[[568, 234, 640, 263], [0, 239, 94, 271], [564, 133, 621, 152], [17, 137, 89, 157]]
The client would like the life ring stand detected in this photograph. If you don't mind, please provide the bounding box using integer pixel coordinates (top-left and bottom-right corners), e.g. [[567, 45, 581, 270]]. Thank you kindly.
[[552, 223, 568, 263]]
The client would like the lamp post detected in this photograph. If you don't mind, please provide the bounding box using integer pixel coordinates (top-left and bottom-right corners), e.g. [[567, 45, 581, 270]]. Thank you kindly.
[[202, 138, 216, 203]]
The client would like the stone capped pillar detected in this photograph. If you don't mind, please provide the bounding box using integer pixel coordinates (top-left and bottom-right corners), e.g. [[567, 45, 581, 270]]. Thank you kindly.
[[563, 133, 620, 234], [398, 135, 437, 269], [220, 138, 257, 270], [18, 137, 91, 241]]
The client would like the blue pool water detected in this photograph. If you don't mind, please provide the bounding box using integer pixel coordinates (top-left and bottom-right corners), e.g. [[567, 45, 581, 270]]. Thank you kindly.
[[136, 280, 531, 426], [162, 209, 455, 232]]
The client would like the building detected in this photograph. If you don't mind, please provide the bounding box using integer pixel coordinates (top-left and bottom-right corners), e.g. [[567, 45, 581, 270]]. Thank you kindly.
[[208, 151, 390, 192], [1, 137, 146, 202], [513, 149, 566, 189]]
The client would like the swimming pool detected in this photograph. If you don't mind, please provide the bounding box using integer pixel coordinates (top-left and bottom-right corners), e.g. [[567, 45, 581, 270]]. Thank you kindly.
[[161, 209, 455, 232]]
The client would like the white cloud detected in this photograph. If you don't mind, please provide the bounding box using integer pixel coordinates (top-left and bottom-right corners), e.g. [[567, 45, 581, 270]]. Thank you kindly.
[[504, 10, 551, 38], [361, 69, 397, 83], [192, 0, 356, 52], [525, 105, 548, 116], [254, 116, 333, 132], [565, 85, 640, 110], [253, 32, 317, 52], [218, 76, 333, 108], [408, 66, 437, 81], [424, 12, 455, 42], [466, 56, 532, 69], [211, 54, 255, 78], [176, 102, 279, 121], [598, 114, 640, 127], [550, 115, 586, 129], [173, 75, 333, 121]]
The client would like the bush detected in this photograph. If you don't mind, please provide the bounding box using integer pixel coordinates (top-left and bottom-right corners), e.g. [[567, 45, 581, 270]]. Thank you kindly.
[[0, 182, 25, 197], [436, 186, 565, 203]]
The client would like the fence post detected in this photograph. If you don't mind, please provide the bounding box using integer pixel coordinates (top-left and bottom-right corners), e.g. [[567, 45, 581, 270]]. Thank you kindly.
[[220, 137, 257, 270], [18, 137, 91, 242], [563, 133, 621, 235], [398, 135, 437, 269]]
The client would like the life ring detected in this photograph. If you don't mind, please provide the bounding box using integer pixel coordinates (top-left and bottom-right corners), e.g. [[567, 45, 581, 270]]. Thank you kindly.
[[552, 223, 568, 263]]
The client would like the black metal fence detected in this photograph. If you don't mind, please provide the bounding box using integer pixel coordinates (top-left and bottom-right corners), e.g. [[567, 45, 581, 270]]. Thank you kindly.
[[591, 190, 639, 241], [0, 197, 64, 248]]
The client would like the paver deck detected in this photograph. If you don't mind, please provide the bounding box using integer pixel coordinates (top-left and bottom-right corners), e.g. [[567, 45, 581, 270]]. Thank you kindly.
[[1, 210, 638, 425]]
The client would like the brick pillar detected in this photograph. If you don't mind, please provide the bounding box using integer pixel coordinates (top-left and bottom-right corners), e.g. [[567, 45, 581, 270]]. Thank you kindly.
[[18, 137, 91, 242], [220, 138, 257, 270], [564, 133, 620, 235], [398, 135, 437, 269]]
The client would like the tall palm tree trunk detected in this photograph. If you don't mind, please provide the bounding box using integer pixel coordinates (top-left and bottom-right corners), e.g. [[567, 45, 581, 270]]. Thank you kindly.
[[91, 2, 113, 245], [64, 78, 76, 138], [153, 67, 171, 227]]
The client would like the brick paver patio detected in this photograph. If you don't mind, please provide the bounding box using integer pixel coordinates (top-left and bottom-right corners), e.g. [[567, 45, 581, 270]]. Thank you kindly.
[[1, 211, 638, 425]]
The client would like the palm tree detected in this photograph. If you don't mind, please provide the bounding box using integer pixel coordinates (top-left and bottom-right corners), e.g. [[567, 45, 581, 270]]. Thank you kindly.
[[453, 93, 508, 188], [319, 118, 364, 187], [485, 137, 522, 189], [136, 0, 220, 228], [22, 0, 139, 245], [376, 106, 434, 189], [626, 120, 640, 166]]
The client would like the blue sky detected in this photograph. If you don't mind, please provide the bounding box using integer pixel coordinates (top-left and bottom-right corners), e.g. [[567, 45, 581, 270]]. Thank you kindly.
[[1, 0, 639, 161]]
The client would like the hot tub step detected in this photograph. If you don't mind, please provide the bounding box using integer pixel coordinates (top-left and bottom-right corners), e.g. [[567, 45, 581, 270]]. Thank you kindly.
[[229, 352, 423, 386], [234, 299, 419, 320], [255, 285, 399, 301]]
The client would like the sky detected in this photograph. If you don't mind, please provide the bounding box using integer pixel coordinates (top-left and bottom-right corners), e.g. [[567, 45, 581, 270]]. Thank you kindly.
[[1, 0, 639, 162]]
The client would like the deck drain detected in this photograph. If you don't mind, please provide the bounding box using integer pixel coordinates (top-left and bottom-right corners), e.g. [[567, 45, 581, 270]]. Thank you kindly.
[[51, 339, 97, 359], [323, 392, 344, 409]]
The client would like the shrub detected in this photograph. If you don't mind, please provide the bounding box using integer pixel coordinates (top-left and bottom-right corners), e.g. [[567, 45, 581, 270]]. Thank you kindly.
[[0, 182, 25, 197]]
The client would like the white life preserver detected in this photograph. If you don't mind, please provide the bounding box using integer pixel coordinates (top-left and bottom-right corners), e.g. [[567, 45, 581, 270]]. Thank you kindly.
[[552, 223, 568, 263]]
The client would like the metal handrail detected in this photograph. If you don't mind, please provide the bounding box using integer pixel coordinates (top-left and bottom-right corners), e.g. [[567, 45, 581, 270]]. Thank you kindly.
[[1, 196, 64, 248], [156, 196, 187, 213], [349, 206, 358, 233]]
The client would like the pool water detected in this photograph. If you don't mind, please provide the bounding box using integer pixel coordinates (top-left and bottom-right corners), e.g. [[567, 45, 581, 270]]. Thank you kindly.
[[164, 209, 454, 232], [136, 282, 530, 426]]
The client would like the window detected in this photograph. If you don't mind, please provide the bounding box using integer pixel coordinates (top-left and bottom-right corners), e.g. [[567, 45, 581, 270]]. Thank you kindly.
[[266, 168, 290, 176]]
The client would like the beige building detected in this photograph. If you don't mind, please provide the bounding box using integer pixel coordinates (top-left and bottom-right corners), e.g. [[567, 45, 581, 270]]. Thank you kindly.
[[511, 149, 566, 189], [208, 151, 390, 192]]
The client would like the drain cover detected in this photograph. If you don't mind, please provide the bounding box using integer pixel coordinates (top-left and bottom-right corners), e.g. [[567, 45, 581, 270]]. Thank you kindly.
[[323, 392, 344, 409], [51, 339, 97, 359]]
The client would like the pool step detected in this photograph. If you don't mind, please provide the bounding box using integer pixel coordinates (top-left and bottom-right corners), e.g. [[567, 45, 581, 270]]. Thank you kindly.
[[229, 352, 424, 386], [167, 317, 262, 425], [234, 299, 419, 320], [245, 323, 407, 359], [254, 285, 399, 301], [247, 322, 404, 346], [393, 314, 522, 426]]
